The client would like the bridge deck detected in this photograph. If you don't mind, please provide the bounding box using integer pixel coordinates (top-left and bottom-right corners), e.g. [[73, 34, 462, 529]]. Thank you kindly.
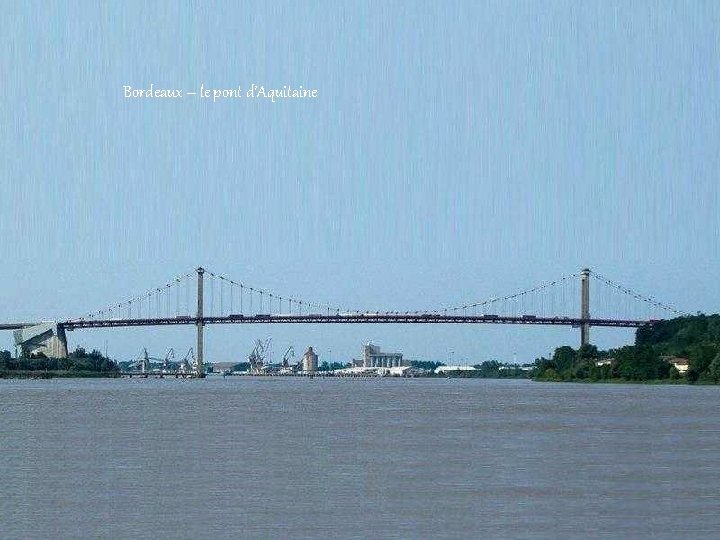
[[0, 322, 41, 331], [56, 313, 652, 330]]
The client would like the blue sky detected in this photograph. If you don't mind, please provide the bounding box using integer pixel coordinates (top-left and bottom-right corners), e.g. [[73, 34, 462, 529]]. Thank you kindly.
[[1, 1, 718, 364]]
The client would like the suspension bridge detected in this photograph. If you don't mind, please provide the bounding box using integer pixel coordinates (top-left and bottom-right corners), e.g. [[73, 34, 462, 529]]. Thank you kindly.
[[2, 267, 686, 377]]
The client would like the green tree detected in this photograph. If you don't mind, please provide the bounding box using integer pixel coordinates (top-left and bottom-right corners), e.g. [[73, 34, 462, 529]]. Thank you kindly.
[[707, 353, 720, 384], [474, 360, 501, 378], [687, 344, 717, 379], [614, 345, 669, 381], [0, 350, 11, 370], [411, 361, 445, 371], [578, 343, 599, 360], [553, 346, 577, 373]]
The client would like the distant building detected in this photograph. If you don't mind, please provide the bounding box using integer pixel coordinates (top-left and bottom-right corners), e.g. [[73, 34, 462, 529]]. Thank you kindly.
[[660, 356, 690, 374], [302, 347, 318, 372], [333, 365, 428, 377], [595, 358, 613, 367], [388, 365, 427, 377], [668, 357, 689, 374], [361, 343, 404, 368], [435, 365, 477, 374], [499, 365, 534, 372], [212, 362, 237, 373]]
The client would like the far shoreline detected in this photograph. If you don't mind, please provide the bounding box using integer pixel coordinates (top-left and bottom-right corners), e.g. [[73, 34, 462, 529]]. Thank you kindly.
[[1, 370, 120, 379]]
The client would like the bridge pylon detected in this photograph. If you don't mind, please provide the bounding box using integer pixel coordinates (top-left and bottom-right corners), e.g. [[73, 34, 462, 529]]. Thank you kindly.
[[196, 267, 205, 378], [13, 322, 68, 359], [580, 268, 590, 347]]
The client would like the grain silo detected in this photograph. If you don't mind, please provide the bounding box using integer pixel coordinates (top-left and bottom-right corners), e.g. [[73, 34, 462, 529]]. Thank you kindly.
[[302, 346, 318, 372]]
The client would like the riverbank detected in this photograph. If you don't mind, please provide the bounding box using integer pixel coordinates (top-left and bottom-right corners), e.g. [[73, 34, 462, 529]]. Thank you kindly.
[[0, 370, 121, 379], [533, 376, 694, 385], [534, 315, 720, 384]]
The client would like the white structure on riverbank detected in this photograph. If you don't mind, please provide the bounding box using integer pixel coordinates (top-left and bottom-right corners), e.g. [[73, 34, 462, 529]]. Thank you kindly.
[[333, 365, 427, 377], [435, 365, 477, 375]]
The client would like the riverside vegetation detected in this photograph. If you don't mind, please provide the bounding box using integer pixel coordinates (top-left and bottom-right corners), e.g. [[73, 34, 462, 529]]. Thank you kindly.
[[0, 347, 119, 378], [534, 314, 720, 383]]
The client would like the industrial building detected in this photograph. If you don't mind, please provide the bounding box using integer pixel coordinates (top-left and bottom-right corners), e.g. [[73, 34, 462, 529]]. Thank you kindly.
[[360, 343, 405, 368], [302, 346, 318, 372]]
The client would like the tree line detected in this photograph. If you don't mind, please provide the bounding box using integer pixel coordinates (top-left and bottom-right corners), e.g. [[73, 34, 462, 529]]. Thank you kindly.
[[410, 360, 533, 378], [0, 347, 120, 378], [534, 314, 720, 383]]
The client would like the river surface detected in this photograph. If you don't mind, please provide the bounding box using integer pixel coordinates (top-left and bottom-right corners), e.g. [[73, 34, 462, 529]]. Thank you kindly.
[[1, 377, 719, 539]]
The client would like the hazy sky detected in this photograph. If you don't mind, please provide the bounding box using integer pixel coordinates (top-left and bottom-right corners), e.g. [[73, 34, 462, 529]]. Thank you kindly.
[[1, 1, 718, 364]]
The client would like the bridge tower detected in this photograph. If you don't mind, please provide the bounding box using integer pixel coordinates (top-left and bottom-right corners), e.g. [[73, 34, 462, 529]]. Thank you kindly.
[[580, 268, 590, 347], [13, 322, 68, 359], [196, 267, 205, 378]]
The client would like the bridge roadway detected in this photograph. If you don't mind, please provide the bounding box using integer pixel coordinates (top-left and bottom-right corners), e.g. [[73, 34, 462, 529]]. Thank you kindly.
[[0, 322, 38, 331], [25, 313, 654, 330]]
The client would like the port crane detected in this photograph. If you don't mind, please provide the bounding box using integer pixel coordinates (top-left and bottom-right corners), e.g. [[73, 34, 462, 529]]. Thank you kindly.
[[281, 346, 295, 368], [132, 347, 176, 373], [248, 338, 273, 373], [179, 347, 196, 374]]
